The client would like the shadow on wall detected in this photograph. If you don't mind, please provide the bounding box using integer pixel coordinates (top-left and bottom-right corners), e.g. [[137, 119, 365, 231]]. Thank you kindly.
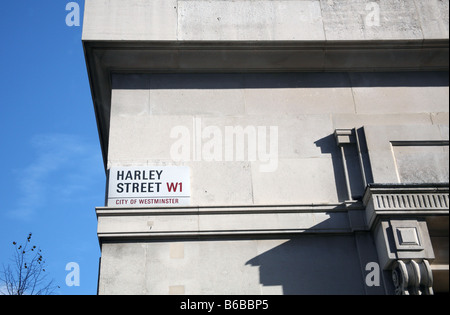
[[112, 72, 450, 90], [245, 235, 365, 295], [243, 214, 390, 295], [314, 128, 374, 202], [314, 134, 349, 202]]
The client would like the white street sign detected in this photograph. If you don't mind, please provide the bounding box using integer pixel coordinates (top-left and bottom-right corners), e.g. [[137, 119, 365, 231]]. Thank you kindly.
[[107, 166, 190, 207]]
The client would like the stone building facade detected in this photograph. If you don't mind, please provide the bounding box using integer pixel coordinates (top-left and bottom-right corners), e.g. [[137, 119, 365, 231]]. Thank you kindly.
[[83, 0, 449, 295]]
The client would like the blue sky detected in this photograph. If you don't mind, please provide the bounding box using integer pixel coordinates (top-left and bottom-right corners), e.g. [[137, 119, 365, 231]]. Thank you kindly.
[[0, 1, 105, 295]]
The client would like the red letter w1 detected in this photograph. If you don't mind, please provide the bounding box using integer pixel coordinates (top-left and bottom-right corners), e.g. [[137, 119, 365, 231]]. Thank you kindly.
[[167, 182, 182, 192]]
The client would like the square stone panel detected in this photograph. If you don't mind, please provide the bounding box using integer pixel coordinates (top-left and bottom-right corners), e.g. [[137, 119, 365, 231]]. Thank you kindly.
[[397, 227, 420, 246], [391, 220, 424, 251]]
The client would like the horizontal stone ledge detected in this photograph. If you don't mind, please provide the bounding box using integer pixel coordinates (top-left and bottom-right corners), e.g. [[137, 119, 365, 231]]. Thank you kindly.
[[83, 38, 449, 49], [96, 205, 363, 240], [97, 228, 356, 241], [96, 202, 363, 216], [364, 182, 449, 193]]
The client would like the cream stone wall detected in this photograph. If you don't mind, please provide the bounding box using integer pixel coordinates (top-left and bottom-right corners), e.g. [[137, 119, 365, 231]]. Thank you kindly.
[[98, 235, 374, 295], [107, 72, 449, 206]]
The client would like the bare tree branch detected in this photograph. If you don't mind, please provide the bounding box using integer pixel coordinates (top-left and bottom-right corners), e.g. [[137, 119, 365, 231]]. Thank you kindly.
[[0, 233, 59, 295]]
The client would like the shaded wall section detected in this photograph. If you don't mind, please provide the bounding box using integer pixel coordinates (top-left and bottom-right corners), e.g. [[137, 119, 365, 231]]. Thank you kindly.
[[98, 232, 384, 295]]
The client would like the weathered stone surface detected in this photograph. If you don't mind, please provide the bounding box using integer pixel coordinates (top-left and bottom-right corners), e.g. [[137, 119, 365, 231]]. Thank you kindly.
[[83, 0, 449, 41]]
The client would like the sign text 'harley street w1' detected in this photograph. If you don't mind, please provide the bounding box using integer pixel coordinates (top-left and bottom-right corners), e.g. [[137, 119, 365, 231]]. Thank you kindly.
[[107, 166, 190, 207]]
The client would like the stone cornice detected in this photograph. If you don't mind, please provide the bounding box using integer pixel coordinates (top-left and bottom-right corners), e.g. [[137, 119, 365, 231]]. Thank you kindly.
[[363, 183, 450, 230]]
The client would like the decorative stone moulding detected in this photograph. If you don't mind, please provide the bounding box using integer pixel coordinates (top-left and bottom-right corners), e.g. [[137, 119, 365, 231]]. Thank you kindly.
[[373, 193, 448, 211], [364, 183, 449, 295], [392, 259, 434, 295], [363, 183, 449, 229]]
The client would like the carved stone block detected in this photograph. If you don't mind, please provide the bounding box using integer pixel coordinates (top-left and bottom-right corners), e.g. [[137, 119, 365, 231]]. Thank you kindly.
[[391, 220, 424, 251]]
